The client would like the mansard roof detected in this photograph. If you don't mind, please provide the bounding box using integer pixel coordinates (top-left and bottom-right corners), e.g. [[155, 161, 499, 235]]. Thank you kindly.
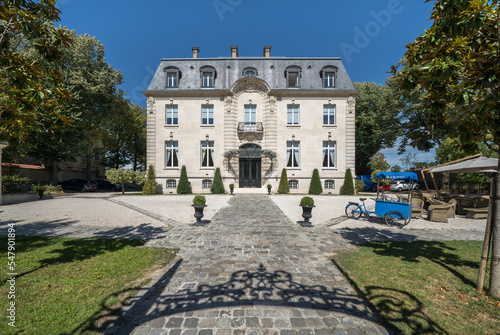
[[145, 57, 356, 93]]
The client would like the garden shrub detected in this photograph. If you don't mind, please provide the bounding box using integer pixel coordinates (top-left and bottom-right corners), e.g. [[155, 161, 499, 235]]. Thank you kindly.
[[341, 168, 355, 195], [308, 168, 323, 195], [177, 165, 191, 194], [277, 168, 290, 194], [210, 167, 225, 194], [142, 165, 158, 195]]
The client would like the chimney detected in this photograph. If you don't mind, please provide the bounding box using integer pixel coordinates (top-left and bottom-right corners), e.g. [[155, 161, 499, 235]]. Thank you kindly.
[[263, 45, 271, 57], [230, 45, 238, 58], [191, 47, 199, 58]]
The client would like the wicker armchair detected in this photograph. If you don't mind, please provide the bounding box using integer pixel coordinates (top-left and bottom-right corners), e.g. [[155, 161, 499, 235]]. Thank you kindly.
[[427, 203, 454, 223], [411, 198, 424, 219], [457, 197, 475, 215]]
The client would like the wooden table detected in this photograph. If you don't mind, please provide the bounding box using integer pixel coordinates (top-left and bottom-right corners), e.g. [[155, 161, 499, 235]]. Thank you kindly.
[[464, 207, 489, 219]]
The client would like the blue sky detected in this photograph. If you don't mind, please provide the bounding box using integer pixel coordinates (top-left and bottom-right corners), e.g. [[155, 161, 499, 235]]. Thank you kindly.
[[56, 0, 437, 167]]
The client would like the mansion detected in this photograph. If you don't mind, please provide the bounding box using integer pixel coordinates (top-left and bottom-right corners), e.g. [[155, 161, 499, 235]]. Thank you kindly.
[[143, 46, 357, 194]]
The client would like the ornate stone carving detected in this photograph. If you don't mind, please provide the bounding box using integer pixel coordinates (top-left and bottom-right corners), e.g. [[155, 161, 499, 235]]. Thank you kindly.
[[225, 96, 232, 113], [147, 97, 156, 114], [347, 96, 355, 113], [269, 96, 276, 112]]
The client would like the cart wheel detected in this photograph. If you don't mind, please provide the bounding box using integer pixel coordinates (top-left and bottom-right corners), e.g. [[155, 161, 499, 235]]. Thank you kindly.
[[345, 204, 362, 219], [384, 210, 407, 227]]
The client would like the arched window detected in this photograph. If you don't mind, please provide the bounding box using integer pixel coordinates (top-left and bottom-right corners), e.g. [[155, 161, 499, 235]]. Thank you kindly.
[[320, 66, 338, 88], [166, 179, 177, 188], [285, 66, 301, 87], [164, 66, 181, 88], [242, 67, 258, 78], [324, 180, 335, 189], [202, 179, 213, 189], [200, 66, 217, 88]]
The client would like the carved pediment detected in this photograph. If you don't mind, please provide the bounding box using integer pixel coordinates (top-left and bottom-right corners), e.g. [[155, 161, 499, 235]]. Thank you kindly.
[[231, 78, 270, 95]]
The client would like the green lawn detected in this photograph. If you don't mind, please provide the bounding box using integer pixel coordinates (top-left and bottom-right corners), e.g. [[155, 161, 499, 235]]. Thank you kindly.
[[0, 235, 176, 334], [333, 240, 500, 334]]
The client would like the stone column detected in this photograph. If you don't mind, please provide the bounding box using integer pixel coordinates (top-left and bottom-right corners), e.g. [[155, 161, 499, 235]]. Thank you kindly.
[[0, 142, 8, 206]]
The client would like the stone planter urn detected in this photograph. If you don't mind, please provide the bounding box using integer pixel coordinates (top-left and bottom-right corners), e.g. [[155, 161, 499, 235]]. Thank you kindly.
[[38, 190, 45, 199], [192, 195, 207, 226], [299, 196, 315, 227], [267, 184, 272, 195], [229, 184, 234, 195]]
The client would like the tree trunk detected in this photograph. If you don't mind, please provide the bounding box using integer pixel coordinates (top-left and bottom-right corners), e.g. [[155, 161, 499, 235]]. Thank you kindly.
[[47, 162, 58, 186], [477, 177, 495, 291], [489, 158, 500, 297], [85, 146, 92, 180]]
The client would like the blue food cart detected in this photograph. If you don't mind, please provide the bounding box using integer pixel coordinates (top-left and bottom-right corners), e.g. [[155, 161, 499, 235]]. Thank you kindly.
[[374, 171, 418, 226]]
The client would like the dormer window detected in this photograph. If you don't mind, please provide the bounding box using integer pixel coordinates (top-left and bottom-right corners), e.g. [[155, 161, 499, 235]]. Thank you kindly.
[[164, 66, 181, 88], [285, 66, 301, 87], [200, 66, 216, 88], [242, 67, 258, 78], [320, 66, 338, 88]]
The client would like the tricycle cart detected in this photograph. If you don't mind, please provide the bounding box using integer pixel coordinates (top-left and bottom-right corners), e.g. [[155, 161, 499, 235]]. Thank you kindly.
[[345, 171, 418, 227]]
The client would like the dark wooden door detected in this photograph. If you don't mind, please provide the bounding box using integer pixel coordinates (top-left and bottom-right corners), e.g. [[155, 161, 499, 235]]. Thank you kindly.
[[239, 159, 261, 187]]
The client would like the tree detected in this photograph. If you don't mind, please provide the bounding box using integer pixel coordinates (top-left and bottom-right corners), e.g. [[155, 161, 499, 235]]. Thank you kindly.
[[0, 0, 73, 142], [369, 152, 390, 186], [354, 82, 401, 175], [177, 165, 191, 194], [106, 168, 135, 195], [210, 167, 225, 194], [340, 168, 355, 195], [142, 165, 158, 195], [390, 0, 500, 296], [277, 168, 289, 194], [308, 169, 323, 195], [390, 165, 402, 172]]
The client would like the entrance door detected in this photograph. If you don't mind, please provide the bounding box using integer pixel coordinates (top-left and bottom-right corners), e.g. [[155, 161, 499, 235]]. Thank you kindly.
[[239, 158, 261, 187]]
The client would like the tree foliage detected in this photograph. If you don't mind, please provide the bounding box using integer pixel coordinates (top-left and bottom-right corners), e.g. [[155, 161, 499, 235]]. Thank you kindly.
[[0, 0, 73, 141], [308, 169, 323, 195], [354, 82, 401, 175], [340, 168, 355, 195], [142, 164, 158, 195], [277, 168, 289, 194], [177, 165, 191, 194], [390, 0, 500, 296], [106, 168, 135, 194], [210, 167, 225, 194]]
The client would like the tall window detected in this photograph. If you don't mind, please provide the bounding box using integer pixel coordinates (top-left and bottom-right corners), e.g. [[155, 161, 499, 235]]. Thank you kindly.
[[164, 67, 181, 88], [201, 141, 214, 167], [202, 105, 214, 125], [323, 141, 336, 168], [287, 105, 300, 125], [165, 141, 178, 168], [202, 72, 213, 87], [286, 141, 300, 167], [320, 66, 337, 88], [324, 73, 335, 87], [285, 66, 301, 87], [200, 66, 216, 88], [244, 105, 256, 124], [323, 105, 336, 125], [166, 105, 178, 125]]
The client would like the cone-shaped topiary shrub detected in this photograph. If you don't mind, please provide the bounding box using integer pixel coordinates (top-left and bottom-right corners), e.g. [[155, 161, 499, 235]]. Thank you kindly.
[[308, 168, 323, 195], [142, 165, 159, 195], [211, 167, 225, 194], [177, 165, 191, 194], [341, 168, 355, 195], [277, 168, 290, 194]]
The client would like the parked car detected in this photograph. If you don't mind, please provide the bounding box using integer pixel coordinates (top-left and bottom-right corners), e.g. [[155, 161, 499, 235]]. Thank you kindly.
[[59, 179, 97, 192], [94, 179, 120, 191], [379, 184, 391, 191], [390, 179, 420, 192]]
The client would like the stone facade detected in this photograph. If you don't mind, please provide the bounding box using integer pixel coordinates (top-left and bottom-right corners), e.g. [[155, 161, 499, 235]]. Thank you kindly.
[[143, 47, 357, 194]]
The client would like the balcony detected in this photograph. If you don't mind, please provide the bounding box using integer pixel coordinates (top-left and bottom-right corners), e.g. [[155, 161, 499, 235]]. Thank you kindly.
[[238, 122, 263, 141]]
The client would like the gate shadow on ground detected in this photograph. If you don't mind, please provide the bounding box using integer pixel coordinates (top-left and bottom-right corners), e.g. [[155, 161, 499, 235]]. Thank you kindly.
[[78, 262, 394, 334], [337, 226, 420, 245], [331, 258, 449, 335]]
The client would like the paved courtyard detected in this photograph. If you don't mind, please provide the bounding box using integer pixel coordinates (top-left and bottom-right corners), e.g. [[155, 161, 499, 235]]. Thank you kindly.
[[0, 192, 488, 334]]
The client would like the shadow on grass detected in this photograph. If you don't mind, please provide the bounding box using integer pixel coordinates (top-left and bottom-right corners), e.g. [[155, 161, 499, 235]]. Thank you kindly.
[[76, 262, 387, 334], [331, 258, 449, 335]]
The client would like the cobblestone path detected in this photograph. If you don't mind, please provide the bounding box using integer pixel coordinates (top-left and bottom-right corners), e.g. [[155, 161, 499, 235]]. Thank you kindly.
[[106, 194, 388, 335]]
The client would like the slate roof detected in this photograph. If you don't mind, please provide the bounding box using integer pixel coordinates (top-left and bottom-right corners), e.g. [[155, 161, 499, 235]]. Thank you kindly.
[[145, 57, 356, 92]]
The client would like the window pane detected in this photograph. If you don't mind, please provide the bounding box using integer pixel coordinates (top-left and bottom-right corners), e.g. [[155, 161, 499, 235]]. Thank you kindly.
[[288, 72, 298, 87], [245, 105, 256, 124]]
